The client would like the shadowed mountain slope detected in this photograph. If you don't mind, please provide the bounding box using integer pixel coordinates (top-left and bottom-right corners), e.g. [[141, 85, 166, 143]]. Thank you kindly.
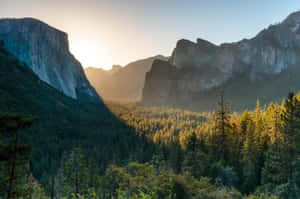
[[85, 55, 167, 102], [0, 42, 153, 183]]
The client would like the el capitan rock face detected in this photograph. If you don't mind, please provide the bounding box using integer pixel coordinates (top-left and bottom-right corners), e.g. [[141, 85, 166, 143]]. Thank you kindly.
[[0, 18, 100, 102], [143, 11, 300, 110]]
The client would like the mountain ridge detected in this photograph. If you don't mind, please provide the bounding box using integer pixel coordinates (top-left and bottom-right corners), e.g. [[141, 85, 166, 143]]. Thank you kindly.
[[0, 17, 100, 102], [143, 10, 300, 110]]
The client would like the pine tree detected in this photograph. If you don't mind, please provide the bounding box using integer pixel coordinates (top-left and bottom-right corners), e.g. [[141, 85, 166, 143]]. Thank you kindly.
[[62, 148, 89, 198], [262, 93, 299, 188], [239, 109, 252, 143], [241, 118, 259, 193], [169, 136, 183, 174], [280, 93, 298, 180], [213, 89, 232, 162], [49, 135, 61, 199], [254, 100, 267, 152], [265, 103, 282, 144], [262, 138, 287, 185], [0, 113, 35, 199], [183, 132, 208, 178], [87, 156, 99, 189], [252, 100, 268, 186]]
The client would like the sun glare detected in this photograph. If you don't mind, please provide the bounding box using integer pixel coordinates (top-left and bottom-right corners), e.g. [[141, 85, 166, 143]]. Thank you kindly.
[[69, 35, 113, 69]]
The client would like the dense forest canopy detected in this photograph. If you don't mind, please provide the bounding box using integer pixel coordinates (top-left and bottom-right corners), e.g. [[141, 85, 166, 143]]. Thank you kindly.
[[1, 90, 299, 198]]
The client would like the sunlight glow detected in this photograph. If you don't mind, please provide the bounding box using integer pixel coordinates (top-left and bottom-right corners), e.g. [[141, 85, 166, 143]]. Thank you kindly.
[[69, 35, 113, 69]]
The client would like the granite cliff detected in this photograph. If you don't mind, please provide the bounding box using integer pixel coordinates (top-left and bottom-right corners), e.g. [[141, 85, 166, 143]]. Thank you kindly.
[[143, 11, 300, 110], [0, 18, 99, 102]]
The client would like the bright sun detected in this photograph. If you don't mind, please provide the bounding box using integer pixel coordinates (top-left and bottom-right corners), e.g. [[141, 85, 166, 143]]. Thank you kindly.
[[69, 35, 113, 69]]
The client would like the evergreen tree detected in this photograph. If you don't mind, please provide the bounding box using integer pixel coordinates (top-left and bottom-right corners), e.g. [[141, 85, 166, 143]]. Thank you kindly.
[[169, 136, 183, 174], [239, 109, 252, 143], [61, 148, 89, 198], [253, 100, 268, 186], [280, 93, 298, 181], [183, 132, 208, 178], [48, 135, 61, 199], [213, 89, 232, 162], [254, 100, 267, 152], [0, 113, 35, 199], [262, 93, 299, 188], [241, 119, 259, 193], [265, 103, 282, 144], [87, 156, 99, 189]]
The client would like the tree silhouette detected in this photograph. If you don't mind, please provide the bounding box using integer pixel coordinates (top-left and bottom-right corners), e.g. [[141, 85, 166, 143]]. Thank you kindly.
[[0, 113, 35, 199]]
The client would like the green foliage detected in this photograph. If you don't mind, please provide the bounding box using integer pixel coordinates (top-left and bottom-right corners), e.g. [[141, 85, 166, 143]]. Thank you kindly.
[[213, 89, 232, 161], [244, 193, 279, 199], [97, 162, 246, 199], [105, 92, 300, 198], [2, 91, 298, 198], [182, 132, 208, 178], [0, 113, 35, 199], [59, 148, 89, 198], [31, 186, 49, 199]]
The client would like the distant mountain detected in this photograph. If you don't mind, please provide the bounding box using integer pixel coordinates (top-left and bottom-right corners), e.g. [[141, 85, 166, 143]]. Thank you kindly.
[[143, 11, 300, 110], [85, 55, 167, 101], [0, 18, 99, 102]]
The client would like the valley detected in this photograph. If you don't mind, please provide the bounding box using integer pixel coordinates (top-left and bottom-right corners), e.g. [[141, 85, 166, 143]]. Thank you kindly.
[[0, 4, 299, 199], [85, 55, 167, 102]]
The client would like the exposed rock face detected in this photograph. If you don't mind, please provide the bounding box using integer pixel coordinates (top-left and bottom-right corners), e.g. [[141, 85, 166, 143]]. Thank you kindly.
[[143, 11, 300, 109], [85, 55, 167, 101], [0, 18, 100, 102], [169, 38, 218, 70], [143, 60, 179, 104]]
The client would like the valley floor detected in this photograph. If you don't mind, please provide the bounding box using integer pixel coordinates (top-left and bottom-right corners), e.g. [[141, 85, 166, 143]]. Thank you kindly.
[[1, 93, 300, 199]]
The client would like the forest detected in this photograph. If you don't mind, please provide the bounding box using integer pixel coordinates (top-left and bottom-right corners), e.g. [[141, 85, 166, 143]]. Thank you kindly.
[[0, 91, 299, 199]]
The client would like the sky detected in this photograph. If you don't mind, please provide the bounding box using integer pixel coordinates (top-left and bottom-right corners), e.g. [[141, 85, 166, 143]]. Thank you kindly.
[[0, 0, 300, 69]]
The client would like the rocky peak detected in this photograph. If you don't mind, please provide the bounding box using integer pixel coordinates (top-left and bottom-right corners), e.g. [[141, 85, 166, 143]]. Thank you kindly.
[[196, 38, 217, 48], [0, 18, 100, 102], [143, 11, 300, 108], [283, 10, 300, 25], [149, 59, 177, 76], [169, 39, 217, 69], [280, 11, 300, 39]]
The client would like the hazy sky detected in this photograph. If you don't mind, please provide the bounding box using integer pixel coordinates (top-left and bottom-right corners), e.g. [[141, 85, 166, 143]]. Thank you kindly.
[[1, 0, 299, 69]]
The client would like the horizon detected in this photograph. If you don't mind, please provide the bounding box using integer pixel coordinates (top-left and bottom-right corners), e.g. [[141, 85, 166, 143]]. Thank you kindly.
[[1, 0, 300, 69]]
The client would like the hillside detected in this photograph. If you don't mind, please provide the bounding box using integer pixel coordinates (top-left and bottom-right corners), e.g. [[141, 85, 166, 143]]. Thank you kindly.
[[85, 55, 167, 102], [0, 42, 152, 184]]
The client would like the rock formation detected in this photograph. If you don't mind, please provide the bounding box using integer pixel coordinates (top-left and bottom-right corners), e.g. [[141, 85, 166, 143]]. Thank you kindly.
[[143, 11, 300, 110], [0, 18, 99, 102]]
